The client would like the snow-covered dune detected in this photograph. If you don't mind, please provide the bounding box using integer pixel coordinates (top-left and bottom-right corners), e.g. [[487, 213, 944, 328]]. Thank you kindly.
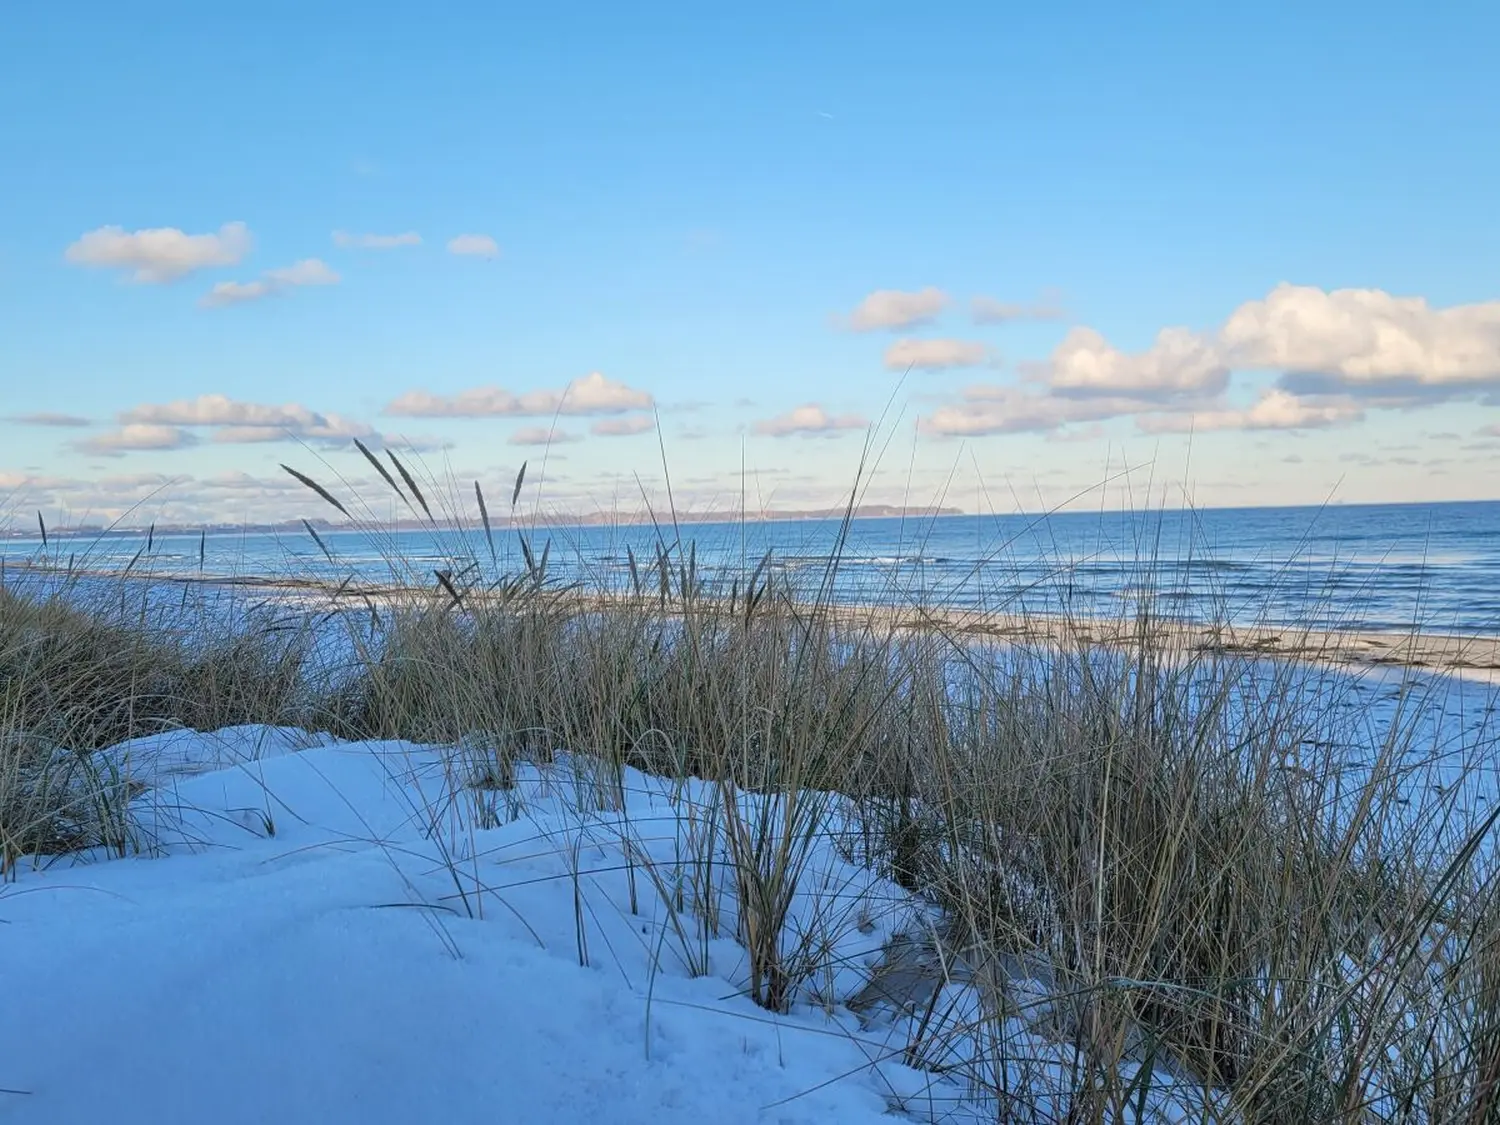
[[0, 729, 951, 1123]]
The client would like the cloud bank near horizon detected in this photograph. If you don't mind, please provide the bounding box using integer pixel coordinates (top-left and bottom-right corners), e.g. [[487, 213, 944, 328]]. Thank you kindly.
[[10, 275, 1499, 516]]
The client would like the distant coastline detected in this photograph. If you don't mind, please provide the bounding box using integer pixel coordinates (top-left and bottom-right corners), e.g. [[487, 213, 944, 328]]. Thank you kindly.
[[0, 504, 968, 540], [5, 497, 1500, 540]]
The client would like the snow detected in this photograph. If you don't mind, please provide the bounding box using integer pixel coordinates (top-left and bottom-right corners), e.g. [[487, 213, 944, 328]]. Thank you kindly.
[[5, 573, 1498, 1121], [1, 728, 983, 1124]]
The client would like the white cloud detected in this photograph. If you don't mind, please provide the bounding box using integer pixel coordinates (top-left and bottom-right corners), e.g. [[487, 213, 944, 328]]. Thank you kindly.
[[753, 404, 868, 437], [265, 259, 340, 287], [884, 338, 991, 371], [919, 378, 1361, 439], [202, 280, 274, 307], [918, 281, 1500, 440], [1029, 284, 1500, 408], [111, 394, 431, 449], [559, 372, 653, 414], [202, 259, 340, 307], [5, 412, 91, 427], [1219, 283, 1500, 386], [846, 287, 948, 331], [918, 385, 1112, 437], [210, 425, 308, 444], [1, 467, 468, 528], [0, 472, 74, 490], [65, 221, 252, 283], [1137, 389, 1364, 433], [78, 424, 197, 455], [971, 294, 1065, 324], [448, 233, 500, 257], [210, 412, 370, 443], [509, 426, 579, 446], [1043, 326, 1229, 397], [386, 373, 654, 418], [124, 394, 315, 428], [591, 415, 657, 437], [331, 230, 421, 250]]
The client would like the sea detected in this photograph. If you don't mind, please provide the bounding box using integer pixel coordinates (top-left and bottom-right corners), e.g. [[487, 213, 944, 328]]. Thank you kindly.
[[5, 500, 1500, 635]]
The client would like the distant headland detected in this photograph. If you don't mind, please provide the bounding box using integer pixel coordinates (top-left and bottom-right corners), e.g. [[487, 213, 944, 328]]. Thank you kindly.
[[1, 504, 968, 540]]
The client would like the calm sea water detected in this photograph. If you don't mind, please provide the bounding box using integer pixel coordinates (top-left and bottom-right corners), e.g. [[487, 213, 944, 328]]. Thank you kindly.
[[6, 501, 1500, 634]]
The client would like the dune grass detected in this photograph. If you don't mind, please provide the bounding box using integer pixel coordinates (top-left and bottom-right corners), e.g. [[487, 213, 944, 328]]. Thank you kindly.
[[3, 455, 1500, 1123], [0, 577, 313, 866]]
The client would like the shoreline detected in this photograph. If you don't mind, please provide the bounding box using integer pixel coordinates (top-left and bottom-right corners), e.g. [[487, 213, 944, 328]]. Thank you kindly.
[[5, 497, 1500, 541], [7, 559, 1500, 680]]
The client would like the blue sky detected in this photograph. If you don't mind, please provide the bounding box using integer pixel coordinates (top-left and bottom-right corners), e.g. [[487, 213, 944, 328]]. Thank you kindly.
[[2, 1, 1498, 527]]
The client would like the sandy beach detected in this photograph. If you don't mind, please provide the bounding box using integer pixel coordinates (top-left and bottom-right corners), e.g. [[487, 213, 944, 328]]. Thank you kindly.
[[11, 559, 1497, 679]]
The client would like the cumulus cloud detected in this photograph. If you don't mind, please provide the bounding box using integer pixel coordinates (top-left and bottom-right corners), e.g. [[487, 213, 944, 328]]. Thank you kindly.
[[2, 470, 187, 520], [753, 404, 868, 437], [6, 412, 91, 427], [920, 376, 1362, 439], [209, 425, 308, 444], [201, 280, 273, 306], [0, 471, 75, 491], [122, 394, 373, 442], [919, 281, 1500, 441], [386, 373, 654, 418], [1042, 326, 1230, 397], [65, 221, 252, 283], [971, 294, 1065, 324], [202, 259, 340, 307], [884, 338, 991, 371], [108, 393, 442, 450], [846, 287, 949, 331], [591, 415, 657, 437], [332, 230, 421, 249], [918, 385, 1118, 437], [509, 426, 579, 446], [1030, 284, 1500, 408], [4, 467, 463, 528], [1219, 283, 1500, 387], [1137, 389, 1365, 433], [78, 424, 197, 455], [266, 259, 339, 287], [127, 394, 315, 428], [212, 416, 370, 443], [447, 234, 500, 257]]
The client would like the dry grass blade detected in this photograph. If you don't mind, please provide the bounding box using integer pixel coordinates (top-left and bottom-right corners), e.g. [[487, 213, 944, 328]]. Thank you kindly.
[[434, 569, 465, 609], [475, 481, 497, 567], [280, 464, 350, 517], [353, 437, 411, 512], [386, 450, 433, 523], [303, 519, 336, 565], [511, 461, 527, 508]]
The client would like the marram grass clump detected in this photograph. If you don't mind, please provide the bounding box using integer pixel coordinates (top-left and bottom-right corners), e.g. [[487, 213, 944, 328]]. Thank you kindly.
[[0, 576, 313, 868]]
